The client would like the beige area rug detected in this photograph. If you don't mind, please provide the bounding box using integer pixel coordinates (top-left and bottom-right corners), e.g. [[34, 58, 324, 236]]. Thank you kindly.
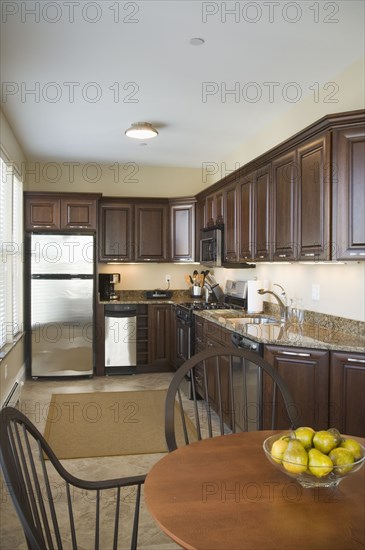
[[43, 389, 197, 459]]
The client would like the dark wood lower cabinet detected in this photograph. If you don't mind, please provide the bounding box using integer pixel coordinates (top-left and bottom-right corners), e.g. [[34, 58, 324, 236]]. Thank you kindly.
[[263, 345, 329, 430], [329, 351, 365, 437], [148, 304, 171, 368]]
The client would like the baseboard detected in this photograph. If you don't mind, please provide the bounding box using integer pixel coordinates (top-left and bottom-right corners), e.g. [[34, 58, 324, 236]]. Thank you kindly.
[[1, 364, 26, 409]]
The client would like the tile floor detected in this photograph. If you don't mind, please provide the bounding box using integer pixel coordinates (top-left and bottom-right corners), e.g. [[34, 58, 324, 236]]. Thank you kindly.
[[0, 372, 182, 550]]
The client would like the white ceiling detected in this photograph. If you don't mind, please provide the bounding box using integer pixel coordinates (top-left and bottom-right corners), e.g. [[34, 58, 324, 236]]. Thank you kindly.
[[1, 0, 364, 167]]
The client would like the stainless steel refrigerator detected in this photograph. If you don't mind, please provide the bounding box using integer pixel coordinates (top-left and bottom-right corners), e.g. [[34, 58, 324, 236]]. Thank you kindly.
[[30, 234, 94, 378]]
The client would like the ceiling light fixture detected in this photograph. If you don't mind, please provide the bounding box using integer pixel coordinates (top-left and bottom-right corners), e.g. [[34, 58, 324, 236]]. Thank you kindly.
[[125, 122, 158, 139], [189, 37, 205, 46]]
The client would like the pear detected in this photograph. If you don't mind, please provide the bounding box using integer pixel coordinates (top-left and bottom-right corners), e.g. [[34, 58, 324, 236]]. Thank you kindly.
[[329, 447, 355, 475], [271, 438, 289, 464], [313, 430, 339, 454], [282, 440, 308, 474], [294, 427, 315, 450], [308, 448, 333, 477], [340, 438, 362, 461]]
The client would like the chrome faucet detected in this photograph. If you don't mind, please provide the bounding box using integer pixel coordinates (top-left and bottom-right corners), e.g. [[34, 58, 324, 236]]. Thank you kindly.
[[257, 284, 289, 324]]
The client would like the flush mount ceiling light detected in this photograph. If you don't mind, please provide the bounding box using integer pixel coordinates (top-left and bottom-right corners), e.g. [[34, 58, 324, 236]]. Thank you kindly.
[[125, 122, 158, 139], [189, 37, 205, 46]]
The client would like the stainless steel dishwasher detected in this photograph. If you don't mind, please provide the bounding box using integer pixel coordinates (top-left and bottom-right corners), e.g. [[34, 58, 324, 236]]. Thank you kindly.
[[105, 304, 137, 374]]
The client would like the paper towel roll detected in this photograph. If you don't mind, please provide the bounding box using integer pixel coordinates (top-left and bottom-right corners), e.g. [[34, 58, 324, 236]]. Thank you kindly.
[[247, 280, 264, 313]]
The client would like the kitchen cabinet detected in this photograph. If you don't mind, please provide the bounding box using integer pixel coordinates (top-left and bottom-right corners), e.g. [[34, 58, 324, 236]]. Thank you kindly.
[[329, 351, 365, 437], [238, 172, 254, 261], [135, 203, 169, 262], [297, 134, 331, 260], [263, 345, 329, 430], [195, 199, 206, 260], [25, 192, 100, 232], [148, 304, 171, 367], [98, 199, 169, 262], [98, 200, 134, 262], [254, 164, 272, 261], [223, 182, 239, 262], [332, 124, 365, 260], [136, 304, 149, 366], [271, 151, 298, 261], [170, 199, 196, 262]]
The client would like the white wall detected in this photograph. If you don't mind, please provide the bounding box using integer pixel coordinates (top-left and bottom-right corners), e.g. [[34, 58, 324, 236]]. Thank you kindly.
[[213, 262, 365, 322]]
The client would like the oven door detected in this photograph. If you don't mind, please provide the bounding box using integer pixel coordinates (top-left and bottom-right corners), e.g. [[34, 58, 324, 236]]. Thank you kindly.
[[175, 317, 193, 369]]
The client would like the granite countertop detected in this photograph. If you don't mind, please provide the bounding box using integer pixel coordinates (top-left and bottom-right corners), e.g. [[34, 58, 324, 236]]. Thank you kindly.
[[99, 291, 365, 353], [195, 310, 365, 353]]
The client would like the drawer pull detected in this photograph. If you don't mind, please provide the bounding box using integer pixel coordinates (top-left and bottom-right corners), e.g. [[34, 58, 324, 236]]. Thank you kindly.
[[304, 253, 315, 257], [282, 351, 311, 357], [347, 357, 365, 364]]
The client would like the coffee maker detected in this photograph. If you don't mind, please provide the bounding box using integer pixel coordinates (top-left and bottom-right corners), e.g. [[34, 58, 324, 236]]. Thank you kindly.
[[98, 273, 120, 300]]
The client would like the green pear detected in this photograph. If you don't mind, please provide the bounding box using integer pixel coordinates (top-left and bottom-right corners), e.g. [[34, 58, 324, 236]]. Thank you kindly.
[[282, 440, 308, 474], [294, 426, 315, 450], [340, 439, 362, 461], [313, 430, 339, 454], [308, 448, 333, 477], [329, 447, 355, 475], [271, 438, 289, 464]]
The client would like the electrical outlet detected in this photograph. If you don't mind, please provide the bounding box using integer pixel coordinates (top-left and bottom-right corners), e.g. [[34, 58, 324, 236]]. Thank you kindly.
[[165, 274, 171, 284], [312, 283, 320, 301]]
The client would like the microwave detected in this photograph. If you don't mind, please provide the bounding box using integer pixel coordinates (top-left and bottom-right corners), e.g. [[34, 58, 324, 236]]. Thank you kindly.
[[200, 227, 223, 267]]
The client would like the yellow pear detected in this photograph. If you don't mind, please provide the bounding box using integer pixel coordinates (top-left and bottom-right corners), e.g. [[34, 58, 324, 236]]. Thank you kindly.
[[308, 448, 333, 477], [294, 427, 315, 450], [271, 438, 289, 464], [340, 439, 362, 461], [329, 447, 355, 475], [313, 430, 339, 454], [282, 440, 308, 474]]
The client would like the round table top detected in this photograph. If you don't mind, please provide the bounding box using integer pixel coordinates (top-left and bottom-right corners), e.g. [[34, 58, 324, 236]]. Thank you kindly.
[[144, 431, 365, 550]]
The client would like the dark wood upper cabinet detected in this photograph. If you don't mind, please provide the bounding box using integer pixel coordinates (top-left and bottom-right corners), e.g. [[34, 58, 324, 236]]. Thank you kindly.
[[329, 351, 365, 437], [25, 195, 60, 231], [25, 192, 100, 232], [272, 151, 298, 261], [297, 134, 330, 261], [332, 124, 365, 260], [254, 164, 271, 261], [61, 197, 98, 230], [223, 183, 238, 261], [135, 203, 169, 262], [98, 201, 134, 262], [238, 173, 254, 261], [170, 200, 196, 262]]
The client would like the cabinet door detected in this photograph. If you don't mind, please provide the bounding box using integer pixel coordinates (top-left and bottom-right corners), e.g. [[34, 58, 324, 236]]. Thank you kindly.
[[205, 195, 215, 226], [297, 135, 330, 260], [254, 164, 272, 261], [195, 199, 206, 260], [332, 125, 365, 260], [329, 351, 365, 437], [25, 196, 60, 231], [98, 203, 134, 262], [224, 183, 238, 262], [272, 151, 298, 260], [148, 304, 171, 367], [170, 202, 195, 261], [264, 345, 329, 430], [135, 204, 169, 262], [238, 174, 253, 261], [61, 197, 97, 230]]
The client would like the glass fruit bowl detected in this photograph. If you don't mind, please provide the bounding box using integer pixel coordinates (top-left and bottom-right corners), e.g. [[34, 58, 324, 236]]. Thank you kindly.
[[263, 432, 365, 488]]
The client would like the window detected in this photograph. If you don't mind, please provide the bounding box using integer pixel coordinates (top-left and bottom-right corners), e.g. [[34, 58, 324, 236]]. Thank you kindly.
[[0, 150, 23, 350]]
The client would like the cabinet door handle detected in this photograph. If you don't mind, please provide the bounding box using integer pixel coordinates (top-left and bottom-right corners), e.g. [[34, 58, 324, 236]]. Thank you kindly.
[[281, 351, 311, 357], [304, 253, 315, 257], [347, 357, 365, 364], [278, 254, 287, 258]]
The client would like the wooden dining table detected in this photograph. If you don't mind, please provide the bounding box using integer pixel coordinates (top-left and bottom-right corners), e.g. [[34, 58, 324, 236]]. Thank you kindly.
[[144, 431, 365, 550]]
